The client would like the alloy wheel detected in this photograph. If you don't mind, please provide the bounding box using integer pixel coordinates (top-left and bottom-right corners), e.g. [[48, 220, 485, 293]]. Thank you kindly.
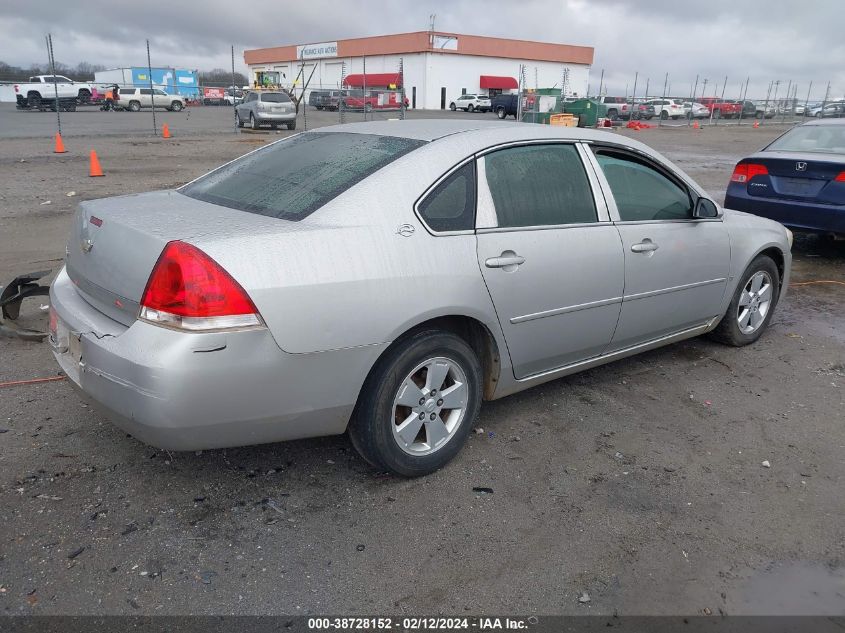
[[391, 357, 468, 456], [737, 271, 773, 334]]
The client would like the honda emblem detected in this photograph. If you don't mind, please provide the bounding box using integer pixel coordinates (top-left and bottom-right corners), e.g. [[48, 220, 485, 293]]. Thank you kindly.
[[795, 162, 807, 171]]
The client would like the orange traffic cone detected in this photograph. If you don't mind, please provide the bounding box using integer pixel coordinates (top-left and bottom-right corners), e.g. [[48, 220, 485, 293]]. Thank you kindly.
[[89, 150, 104, 177], [162, 123, 171, 139], [54, 132, 67, 154], [692, 120, 700, 129], [753, 120, 760, 128]]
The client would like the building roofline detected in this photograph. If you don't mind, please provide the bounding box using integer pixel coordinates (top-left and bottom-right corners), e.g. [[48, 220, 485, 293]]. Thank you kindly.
[[244, 31, 594, 66]]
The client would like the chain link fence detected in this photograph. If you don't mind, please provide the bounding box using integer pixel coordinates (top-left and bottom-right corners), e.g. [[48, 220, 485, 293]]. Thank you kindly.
[[2, 33, 843, 139]]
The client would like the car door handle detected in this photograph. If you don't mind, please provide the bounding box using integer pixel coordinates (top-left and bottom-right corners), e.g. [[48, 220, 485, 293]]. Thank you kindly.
[[485, 253, 526, 269], [631, 240, 659, 253]]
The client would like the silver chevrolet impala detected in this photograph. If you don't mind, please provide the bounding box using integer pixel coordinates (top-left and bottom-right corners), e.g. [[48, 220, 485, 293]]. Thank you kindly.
[[50, 120, 792, 476]]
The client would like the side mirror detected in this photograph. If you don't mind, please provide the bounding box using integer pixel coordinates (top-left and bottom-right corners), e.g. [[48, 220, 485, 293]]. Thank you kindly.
[[694, 197, 720, 219]]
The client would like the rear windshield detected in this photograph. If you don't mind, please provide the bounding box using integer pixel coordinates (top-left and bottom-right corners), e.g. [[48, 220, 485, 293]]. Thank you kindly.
[[180, 132, 425, 220], [260, 92, 290, 103], [766, 125, 845, 154]]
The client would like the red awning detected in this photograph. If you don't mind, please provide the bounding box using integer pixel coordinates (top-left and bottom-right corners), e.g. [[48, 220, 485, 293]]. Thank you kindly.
[[479, 75, 518, 90], [343, 73, 402, 88]]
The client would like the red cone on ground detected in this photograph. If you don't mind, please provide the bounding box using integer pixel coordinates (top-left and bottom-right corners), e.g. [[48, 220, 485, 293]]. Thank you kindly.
[[162, 124, 171, 139], [54, 133, 67, 154], [89, 150, 104, 177]]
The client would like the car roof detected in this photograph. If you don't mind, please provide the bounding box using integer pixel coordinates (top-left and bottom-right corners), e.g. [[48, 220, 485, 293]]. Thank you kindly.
[[315, 119, 653, 148]]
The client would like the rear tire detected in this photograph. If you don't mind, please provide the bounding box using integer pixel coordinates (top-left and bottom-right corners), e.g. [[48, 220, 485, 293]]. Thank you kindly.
[[348, 330, 481, 477], [128, 100, 141, 112], [236, 111, 244, 128], [170, 101, 183, 112], [27, 93, 41, 109], [660, 110, 668, 120], [496, 106, 506, 119], [709, 255, 780, 347]]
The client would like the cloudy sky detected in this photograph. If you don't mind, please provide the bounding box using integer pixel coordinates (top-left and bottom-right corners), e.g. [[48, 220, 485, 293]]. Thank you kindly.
[[2, 0, 843, 100]]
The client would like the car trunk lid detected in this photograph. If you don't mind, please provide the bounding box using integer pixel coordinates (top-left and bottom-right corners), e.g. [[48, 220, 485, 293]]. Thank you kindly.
[[742, 152, 845, 204], [64, 190, 300, 327]]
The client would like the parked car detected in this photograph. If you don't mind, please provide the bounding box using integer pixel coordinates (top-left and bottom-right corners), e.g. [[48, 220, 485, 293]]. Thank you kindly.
[[724, 119, 845, 237], [14, 74, 93, 109], [683, 102, 710, 119], [117, 88, 185, 112], [793, 104, 806, 116], [630, 102, 656, 120], [308, 89, 330, 108], [699, 97, 742, 119], [754, 103, 777, 119], [236, 91, 296, 129], [311, 89, 344, 110], [645, 98, 685, 120], [449, 94, 491, 113], [341, 89, 406, 111], [49, 120, 792, 476], [813, 103, 845, 118], [491, 93, 519, 119], [597, 96, 631, 121]]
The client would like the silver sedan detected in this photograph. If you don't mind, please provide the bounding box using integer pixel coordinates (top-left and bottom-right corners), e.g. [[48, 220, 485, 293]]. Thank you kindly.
[[49, 120, 792, 476]]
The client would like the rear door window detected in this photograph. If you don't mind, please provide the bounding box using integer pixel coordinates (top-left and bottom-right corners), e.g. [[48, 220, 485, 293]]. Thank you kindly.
[[482, 144, 597, 228], [181, 132, 425, 221]]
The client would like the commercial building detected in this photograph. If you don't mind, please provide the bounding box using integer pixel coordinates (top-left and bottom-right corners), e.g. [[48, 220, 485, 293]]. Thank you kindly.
[[243, 32, 594, 109]]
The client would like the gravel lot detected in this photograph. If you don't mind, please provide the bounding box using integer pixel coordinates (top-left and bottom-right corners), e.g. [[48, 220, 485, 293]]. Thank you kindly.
[[1, 104, 843, 617]]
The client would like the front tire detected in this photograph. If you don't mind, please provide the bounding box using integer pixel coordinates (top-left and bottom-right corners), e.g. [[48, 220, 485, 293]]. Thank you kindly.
[[450, 102, 456, 111], [496, 106, 506, 119], [348, 330, 482, 477], [250, 113, 259, 129], [236, 111, 244, 128], [709, 256, 780, 347]]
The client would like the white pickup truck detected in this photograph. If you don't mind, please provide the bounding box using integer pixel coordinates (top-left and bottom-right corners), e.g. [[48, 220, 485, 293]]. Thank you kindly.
[[14, 75, 93, 110]]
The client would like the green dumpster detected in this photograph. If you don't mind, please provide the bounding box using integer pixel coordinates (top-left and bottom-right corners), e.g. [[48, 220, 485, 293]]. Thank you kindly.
[[563, 98, 603, 127]]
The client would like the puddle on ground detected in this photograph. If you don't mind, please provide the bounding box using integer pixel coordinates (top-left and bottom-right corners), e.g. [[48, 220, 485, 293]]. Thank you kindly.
[[734, 562, 845, 615]]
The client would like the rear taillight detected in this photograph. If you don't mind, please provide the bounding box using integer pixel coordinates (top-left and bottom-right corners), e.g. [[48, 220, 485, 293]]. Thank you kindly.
[[14, 84, 19, 93], [731, 163, 769, 183], [139, 241, 262, 331], [835, 172, 845, 182]]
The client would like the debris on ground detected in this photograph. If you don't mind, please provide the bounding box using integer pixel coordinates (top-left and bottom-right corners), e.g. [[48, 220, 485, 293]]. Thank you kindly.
[[472, 487, 494, 494], [578, 592, 591, 603], [761, 460, 771, 468], [67, 547, 85, 560], [474, 427, 484, 435]]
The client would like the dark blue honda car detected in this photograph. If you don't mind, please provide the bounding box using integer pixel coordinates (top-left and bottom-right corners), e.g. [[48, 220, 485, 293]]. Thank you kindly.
[[724, 119, 845, 237]]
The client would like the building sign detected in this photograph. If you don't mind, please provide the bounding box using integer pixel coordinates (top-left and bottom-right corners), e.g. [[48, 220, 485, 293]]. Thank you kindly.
[[432, 35, 458, 51], [296, 41, 338, 60]]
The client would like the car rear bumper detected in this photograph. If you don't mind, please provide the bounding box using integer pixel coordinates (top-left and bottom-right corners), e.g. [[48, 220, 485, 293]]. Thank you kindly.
[[255, 111, 296, 122], [725, 187, 845, 234], [49, 267, 383, 451]]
